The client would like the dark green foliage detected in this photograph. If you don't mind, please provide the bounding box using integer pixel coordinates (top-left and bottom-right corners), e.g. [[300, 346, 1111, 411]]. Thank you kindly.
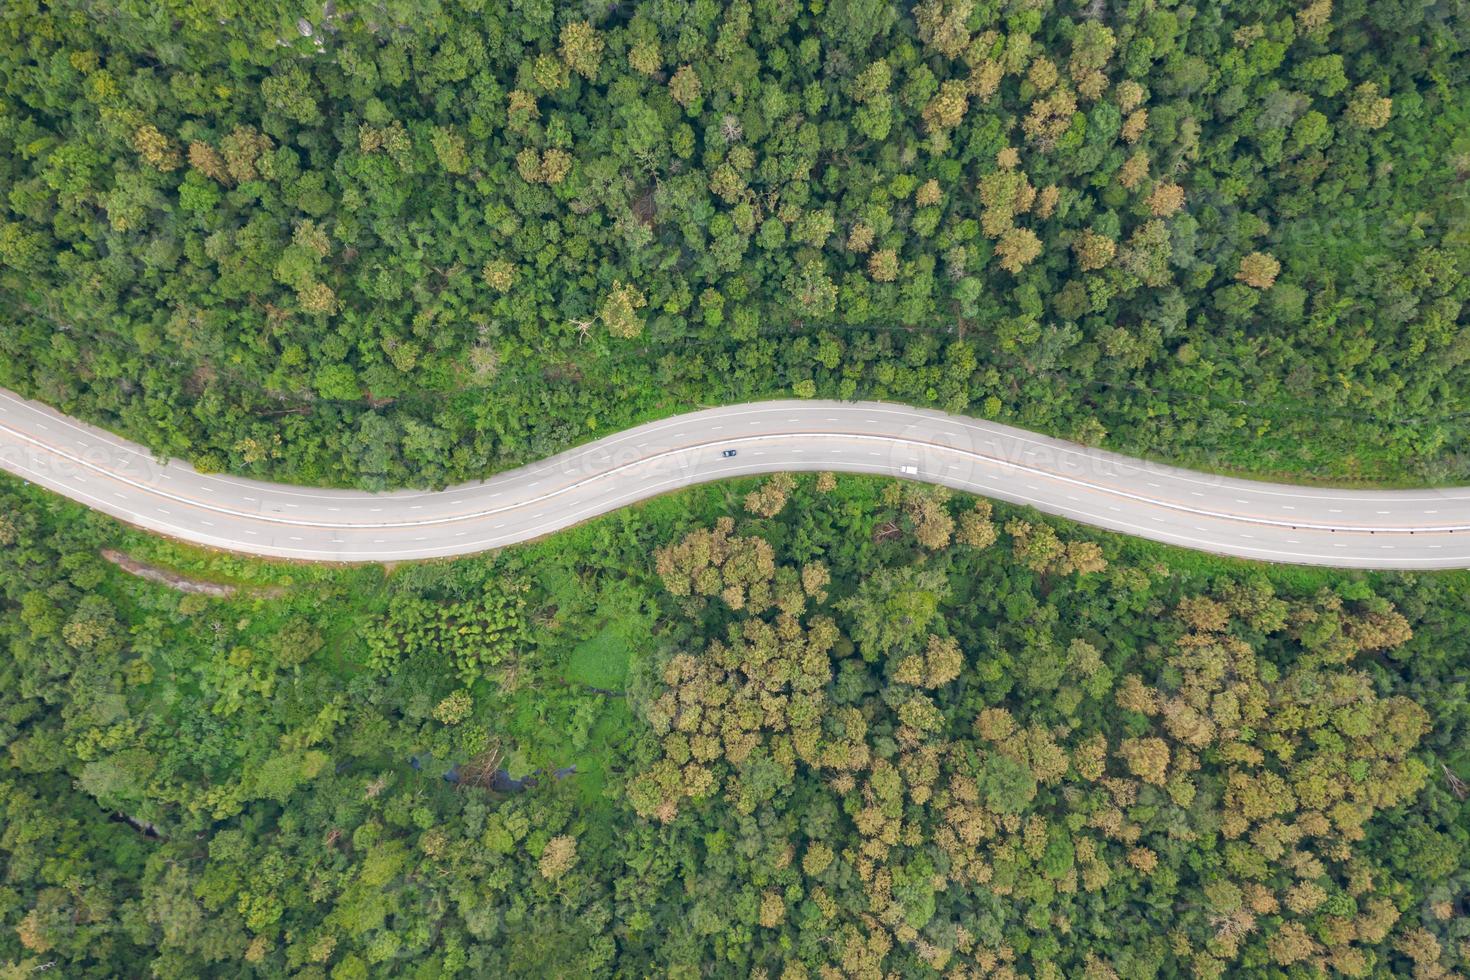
[[2, 0, 1470, 971], [0, 1, 1465, 486], [978, 752, 1037, 815], [2, 471, 1468, 976]]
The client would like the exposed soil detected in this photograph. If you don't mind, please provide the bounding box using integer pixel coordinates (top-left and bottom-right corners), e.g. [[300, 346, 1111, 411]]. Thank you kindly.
[[102, 549, 285, 598]]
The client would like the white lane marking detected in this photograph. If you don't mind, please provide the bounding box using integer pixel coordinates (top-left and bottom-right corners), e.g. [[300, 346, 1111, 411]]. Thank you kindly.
[[13, 438, 1470, 568], [7, 400, 1470, 566], [359, 466, 1470, 567], [804, 401, 1470, 503]]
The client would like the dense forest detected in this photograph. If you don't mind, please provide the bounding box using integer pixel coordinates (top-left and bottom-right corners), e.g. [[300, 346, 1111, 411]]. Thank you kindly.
[[3, 0, 1470, 976], [1, 0, 1468, 488], [1, 468, 1467, 976]]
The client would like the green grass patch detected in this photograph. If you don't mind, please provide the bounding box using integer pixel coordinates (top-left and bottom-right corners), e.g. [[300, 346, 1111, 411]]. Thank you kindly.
[[561, 577, 654, 690], [566, 627, 633, 690]]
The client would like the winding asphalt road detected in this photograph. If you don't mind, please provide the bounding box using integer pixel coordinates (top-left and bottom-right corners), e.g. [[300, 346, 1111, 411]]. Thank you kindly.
[[3, 387, 1470, 568]]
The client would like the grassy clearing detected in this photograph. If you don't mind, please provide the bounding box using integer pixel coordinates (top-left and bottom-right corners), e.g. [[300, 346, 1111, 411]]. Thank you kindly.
[[566, 628, 634, 690]]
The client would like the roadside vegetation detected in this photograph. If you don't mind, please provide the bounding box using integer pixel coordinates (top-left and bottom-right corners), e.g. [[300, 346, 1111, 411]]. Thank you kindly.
[[0, 1, 1466, 487], [2, 470, 1467, 976]]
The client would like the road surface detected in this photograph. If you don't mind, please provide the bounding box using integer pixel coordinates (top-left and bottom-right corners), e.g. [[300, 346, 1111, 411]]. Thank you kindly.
[[3, 387, 1470, 568]]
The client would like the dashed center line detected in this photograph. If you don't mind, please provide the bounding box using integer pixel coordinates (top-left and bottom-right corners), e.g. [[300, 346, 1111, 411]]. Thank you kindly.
[[6, 392, 1470, 568]]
